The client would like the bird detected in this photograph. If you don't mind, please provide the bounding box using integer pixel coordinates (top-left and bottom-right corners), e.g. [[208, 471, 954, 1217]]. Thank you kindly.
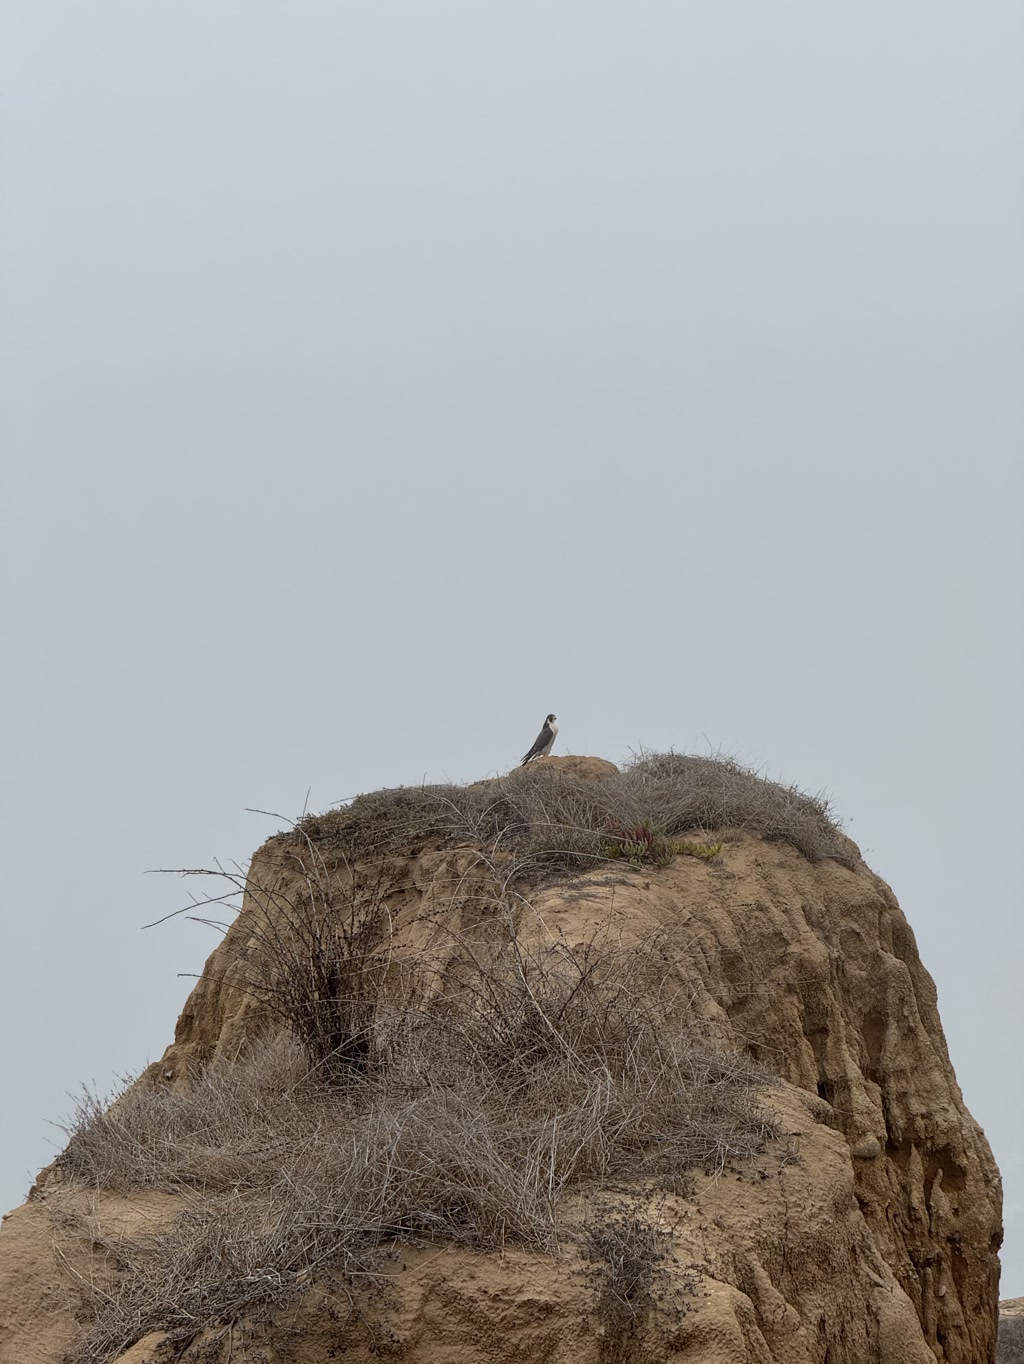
[[520, 714, 558, 766]]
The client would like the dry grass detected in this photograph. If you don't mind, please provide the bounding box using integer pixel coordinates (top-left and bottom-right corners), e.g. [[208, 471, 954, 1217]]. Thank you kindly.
[[221, 862, 396, 1082], [57, 930, 774, 1364], [288, 749, 855, 875], [54, 748, 827, 1361], [148, 848, 406, 1080], [583, 1203, 665, 1350]]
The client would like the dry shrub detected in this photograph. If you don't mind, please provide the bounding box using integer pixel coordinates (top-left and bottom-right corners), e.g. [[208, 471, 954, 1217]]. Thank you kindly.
[[59, 751, 823, 1360], [221, 858, 396, 1082], [153, 846, 404, 1081], [583, 1203, 664, 1345], [57, 932, 774, 1364], [55, 1038, 312, 1195], [288, 749, 855, 874], [621, 752, 851, 866]]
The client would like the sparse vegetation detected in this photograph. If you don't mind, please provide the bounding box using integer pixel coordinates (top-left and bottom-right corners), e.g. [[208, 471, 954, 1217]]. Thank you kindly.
[[287, 750, 855, 875], [54, 749, 832, 1362], [603, 823, 678, 868], [221, 861, 396, 1082], [57, 926, 774, 1363], [602, 826, 724, 868], [583, 1203, 665, 1352]]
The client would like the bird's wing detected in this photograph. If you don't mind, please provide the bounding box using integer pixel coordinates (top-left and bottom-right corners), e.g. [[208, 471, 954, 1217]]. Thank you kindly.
[[521, 723, 552, 765]]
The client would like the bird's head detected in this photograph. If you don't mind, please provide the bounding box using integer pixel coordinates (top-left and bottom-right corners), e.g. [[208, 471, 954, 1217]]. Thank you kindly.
[[546, 714, 557, 724]]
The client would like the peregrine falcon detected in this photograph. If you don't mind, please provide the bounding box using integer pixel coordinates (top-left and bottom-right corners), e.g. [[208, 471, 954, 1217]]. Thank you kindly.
[[521, 714, 558, 765]]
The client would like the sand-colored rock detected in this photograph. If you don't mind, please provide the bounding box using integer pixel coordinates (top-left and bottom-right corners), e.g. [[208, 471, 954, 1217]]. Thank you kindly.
[[1, 758, 1002, 1363], [0, 1201, 78, 1364], [0, 1190, 181, 1364], [212, 1082, 932, 1364], [482, 754, 621, 783], [10, 1086, 932, 1364], [998, 1297, 1024, 1363]]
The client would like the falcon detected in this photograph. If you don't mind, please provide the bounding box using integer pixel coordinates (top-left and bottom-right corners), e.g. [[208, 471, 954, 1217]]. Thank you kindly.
[[520, 714, 558, 765]]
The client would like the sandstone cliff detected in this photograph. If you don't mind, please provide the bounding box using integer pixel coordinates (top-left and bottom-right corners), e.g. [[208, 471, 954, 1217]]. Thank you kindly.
[[998, 1297, 1024, 1362], [0, 755, 1003, 1364]]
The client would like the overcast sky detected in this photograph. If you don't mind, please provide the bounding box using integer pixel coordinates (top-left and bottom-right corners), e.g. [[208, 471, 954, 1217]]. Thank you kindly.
[[2, 0, 1022, 1293]]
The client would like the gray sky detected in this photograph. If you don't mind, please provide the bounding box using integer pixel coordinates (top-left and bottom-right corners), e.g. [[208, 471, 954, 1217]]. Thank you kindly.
[[3, 1, 1022, 1292]]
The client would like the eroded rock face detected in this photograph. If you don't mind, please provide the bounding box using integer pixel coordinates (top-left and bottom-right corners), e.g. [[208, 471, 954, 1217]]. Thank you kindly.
[[517, 846, 1003, 1363], [3, 1087, 937, 1364], [156, 807, 1001, 1358], [0, 1200, 77, 1364], [0, 759, 1002, 1364], [998, 1298, 1024, 1363]]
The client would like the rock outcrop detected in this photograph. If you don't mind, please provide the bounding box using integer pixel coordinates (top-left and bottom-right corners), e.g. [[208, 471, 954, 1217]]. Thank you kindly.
[[998, 1297, 1024, 1362], [0, 757, 1003, 1364]]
